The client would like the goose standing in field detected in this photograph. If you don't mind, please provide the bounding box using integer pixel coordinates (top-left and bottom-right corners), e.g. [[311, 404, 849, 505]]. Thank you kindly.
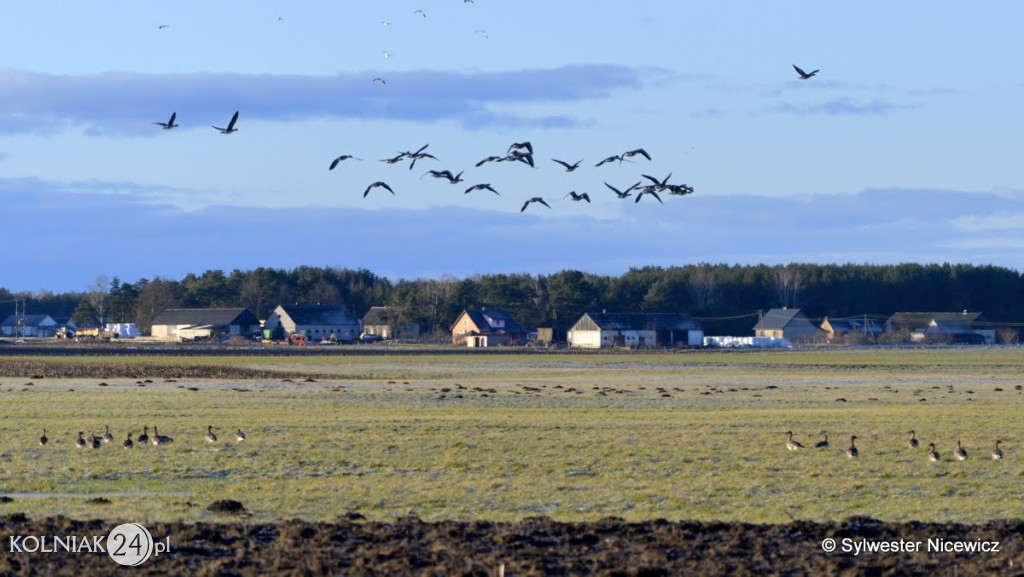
[[814, 433, 829, 449], [75, 431, 87, 449], [212, 110, 240, 134], [928, 443, 941, 462], [954, 439, 968, 460], [152, 426, 174, 446], [137, 426, 150, 445], [846, 435, 859, 458], [236, 429, 247, 444], [101, 425, 114, 444], [785, 431, 805, 451], [38, 428, 48, 446], [991, 440, 1004, 460], [152, 111, 178, 129], [907, 430, 919, 449], [89, 434, 102, 449], [123, 432, 134, 449], [205, 425, 218, 444]]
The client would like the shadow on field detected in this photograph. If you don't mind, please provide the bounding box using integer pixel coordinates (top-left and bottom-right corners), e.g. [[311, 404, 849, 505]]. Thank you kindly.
[[1, 513, 1021, 575]]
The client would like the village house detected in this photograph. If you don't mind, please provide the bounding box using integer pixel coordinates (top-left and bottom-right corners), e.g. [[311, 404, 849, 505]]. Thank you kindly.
[[150, 308, 260, 340], [567, 312, 704, 349], [361, 306, 421, 340], [820, 316, 884, 342], [753, 308, 820, 342], [450, 309, 527, 347], [0, 314, 59, 338], [264, 303, 362, 343], [885, 311, 994, 344]]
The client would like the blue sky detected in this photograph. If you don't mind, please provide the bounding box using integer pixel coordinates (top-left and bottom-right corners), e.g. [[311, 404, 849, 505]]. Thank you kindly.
[[2, 2, 1023, 293]]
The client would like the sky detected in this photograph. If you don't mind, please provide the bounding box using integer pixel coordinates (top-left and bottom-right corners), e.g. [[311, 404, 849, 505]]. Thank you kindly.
[[2, 2, 1023, 293]]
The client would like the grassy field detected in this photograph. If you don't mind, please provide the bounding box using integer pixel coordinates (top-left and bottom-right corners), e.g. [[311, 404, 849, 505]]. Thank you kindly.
[[0, 347, 1022, 525]]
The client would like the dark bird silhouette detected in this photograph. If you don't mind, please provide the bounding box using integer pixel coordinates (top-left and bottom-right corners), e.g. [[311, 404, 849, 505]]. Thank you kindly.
[[505, 150, 535, 167], [414, 9, 426, 17], [137, 426, 149, 445], [158, 24, 170, 29], [793, 64, 819, 79], [622, 148, 652, 161], [605, 181, 640, 199], [205, 425, 218, 444], [992, 440, 1004, 460], [908, 430, 919, 449], [508, 141, 533, 155], [520, 197, 551, 212], [424, 170, 464, 184], [212, 110, 239, 134], [552, 158, 583, 172], [475, 155, 505, 167], [381, 153, 407, 164], [465, 183, 500, 195], [329, 155, 362, 170], [954, 439, 968, 461], [101, 425, 114, 444], [564, 191, 590, 203], [785, 431, 804, 451], [814, 433, 829, 449], [595, 154, 627, 167], [39, 429, 48, 446], [635, 188, 663, 204], [846, 435, 859, 458], [75, 431, 87, 449], [153, 112, 178, 129], [403, 144, 437, 170], [667, 184, 695, 196], [364, 181, 395, 198], [123, 432, 134, 449], [928, 443, 940, 461], [236, 429, 247, 443], [642, 173, 673, 191], [373, 77, 386, 85], [152, 426, 173, 446]]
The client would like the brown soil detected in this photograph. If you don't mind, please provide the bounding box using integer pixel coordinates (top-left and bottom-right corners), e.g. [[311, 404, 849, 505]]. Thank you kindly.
[[1, 514, 1020, 576]]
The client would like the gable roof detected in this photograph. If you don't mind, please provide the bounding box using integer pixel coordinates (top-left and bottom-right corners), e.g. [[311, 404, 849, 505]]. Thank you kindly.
[[754, 308, 813, 331], [580, 312, 701, 331], [1, 314, 55, 327], [886, 312, 984, 331], [151, 308, 258, 328], [276, 303, 358, 326], [453, 309, 526, 334], [362, 306, 393, 325]]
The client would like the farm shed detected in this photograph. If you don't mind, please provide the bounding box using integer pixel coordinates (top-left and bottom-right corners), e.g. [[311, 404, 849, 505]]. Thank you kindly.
[[362, 306, 421, 340], [753, 308, 820, 343], [567, 312, 704, 349], [820, 316, 884, 341], [150, 308, 260, 340], [0, 314, 59, 338], [265, 303, 361, 343], [450, 309, 527, 346], [885, 311, 994, 344]]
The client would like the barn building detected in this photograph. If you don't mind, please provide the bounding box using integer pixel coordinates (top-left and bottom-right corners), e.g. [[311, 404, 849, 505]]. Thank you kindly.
[[264, 303, 362, 343], [150, 308, 260, 340], [362, 306, 421, 340], [567, 312, 704, 349], [450, 309, 527, 347], [753, 308, 820, 343]]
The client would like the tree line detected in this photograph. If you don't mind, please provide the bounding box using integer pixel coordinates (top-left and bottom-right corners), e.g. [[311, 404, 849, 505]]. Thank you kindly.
[[3, 263, 1023, 337]]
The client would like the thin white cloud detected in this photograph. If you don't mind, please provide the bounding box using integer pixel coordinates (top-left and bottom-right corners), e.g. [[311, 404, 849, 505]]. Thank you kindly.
[[0, 65, 668, 135]]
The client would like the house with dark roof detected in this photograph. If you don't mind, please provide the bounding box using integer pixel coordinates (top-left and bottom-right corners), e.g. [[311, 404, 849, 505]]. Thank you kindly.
[[753, 308, 820, 343], [568, 312, 704, 349], [1, 314, 59, 337], [150, 308, 260, 340], [265, 303, 361, 343], [885, 311, 993, 344], [820, 316, 884, 342], [362, 306, 421, 340], [450, 309, 527, 346]]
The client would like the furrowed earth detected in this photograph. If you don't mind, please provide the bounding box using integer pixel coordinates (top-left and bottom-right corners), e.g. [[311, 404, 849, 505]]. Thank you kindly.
[[1, 346, 1022, 575]]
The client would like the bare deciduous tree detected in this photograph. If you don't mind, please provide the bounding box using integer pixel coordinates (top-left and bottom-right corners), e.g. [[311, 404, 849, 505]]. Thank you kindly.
[[86, 275, 109, 327], [773, 265, 803, 309], [689, 267, 718, 312]]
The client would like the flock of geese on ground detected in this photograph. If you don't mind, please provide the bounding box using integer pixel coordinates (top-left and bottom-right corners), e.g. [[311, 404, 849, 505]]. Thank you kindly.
[[785, 430, 1005, 461], [36, 425, 246, 449]]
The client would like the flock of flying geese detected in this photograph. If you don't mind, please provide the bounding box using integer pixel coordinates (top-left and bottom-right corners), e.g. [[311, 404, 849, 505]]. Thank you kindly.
[[785, 430, 1005, 461], [36, 425, 246, 449]]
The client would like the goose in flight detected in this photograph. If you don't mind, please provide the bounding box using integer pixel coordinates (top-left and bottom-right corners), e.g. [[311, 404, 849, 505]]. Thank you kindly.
[[520, 197, 551, 212], [552, 158, 583, 172], [414, 9, 426, 17], [595, 154, 627, 167], [329, 155, 362, 170], [622, 148, 652, 161], [402, 144, 436, 170], [465, 183, 500, 195], [505, 150, 535, 167], [642, 173, 673, 191], [153, 112, 178, 129], [363, 181, 395, 198], [667, 183, 695, 196], [793, 64, 819, 79], [564, 191, 590, 203], [605, 181, 640, 199], [475, 155, 505, 167], [381, 152, 407, 164], [212, 110, 239, 134], [423, 169, 464, 184], [373, 77, 386, 85], [635, 188, 663, 204], [508, 141, 533, 155]]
